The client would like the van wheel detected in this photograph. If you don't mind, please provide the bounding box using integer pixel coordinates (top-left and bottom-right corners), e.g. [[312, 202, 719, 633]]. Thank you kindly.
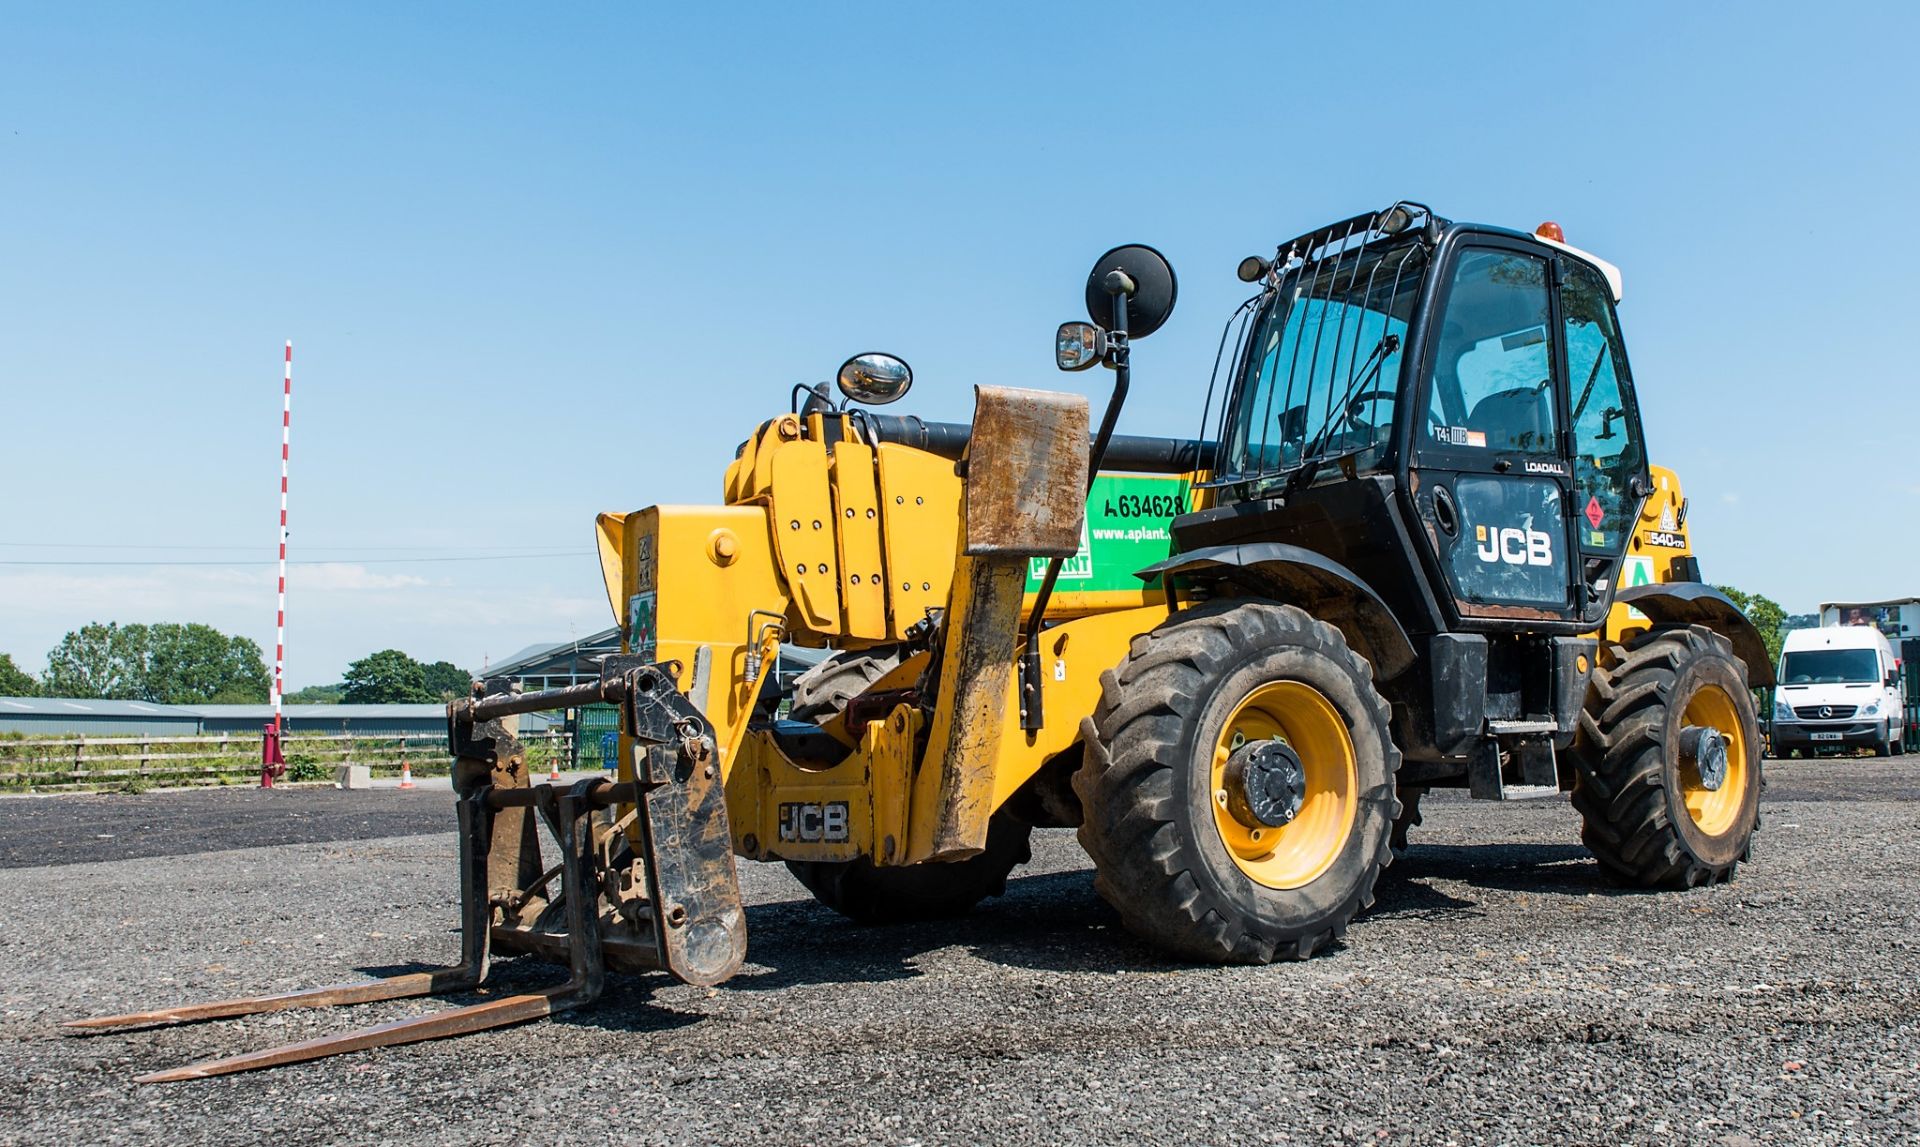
[[1569, 625, 1762, 887]]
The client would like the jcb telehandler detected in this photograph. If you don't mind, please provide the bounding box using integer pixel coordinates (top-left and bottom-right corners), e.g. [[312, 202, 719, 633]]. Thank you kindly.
[[72, 202, 1772, 1080]]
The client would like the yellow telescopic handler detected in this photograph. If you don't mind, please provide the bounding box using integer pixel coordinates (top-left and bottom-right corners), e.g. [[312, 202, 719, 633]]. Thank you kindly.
[[70, 202, 1772, 1080]]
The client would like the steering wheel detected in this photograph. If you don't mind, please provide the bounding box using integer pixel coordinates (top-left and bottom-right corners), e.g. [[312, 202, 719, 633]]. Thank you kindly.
[[1343, 389, 1395, 432]]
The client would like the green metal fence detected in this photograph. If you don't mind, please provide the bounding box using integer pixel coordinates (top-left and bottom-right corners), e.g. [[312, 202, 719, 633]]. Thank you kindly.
[[573, 703, 623, 769]]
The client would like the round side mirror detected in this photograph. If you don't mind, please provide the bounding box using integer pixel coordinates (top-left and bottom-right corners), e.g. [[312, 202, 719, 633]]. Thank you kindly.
[[1084, 244, 1178, 338], [836, 353, 913, 406]]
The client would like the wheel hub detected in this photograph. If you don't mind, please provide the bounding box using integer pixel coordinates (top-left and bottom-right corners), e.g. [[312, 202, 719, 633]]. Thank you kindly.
[[1678, 724, 1729, 791], [1222, 739, 1308, 828]]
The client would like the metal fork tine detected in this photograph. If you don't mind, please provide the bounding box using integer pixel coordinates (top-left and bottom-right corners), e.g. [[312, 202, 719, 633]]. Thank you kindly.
[[61, 972, 451, 1033], [65, 791, 497, 1035], [131, 986, 582, 1083], [131, 783, 607, 1084]]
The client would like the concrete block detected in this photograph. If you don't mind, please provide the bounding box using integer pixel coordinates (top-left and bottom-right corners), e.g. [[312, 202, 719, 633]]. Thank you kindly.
[[335, 764, 371, 790]]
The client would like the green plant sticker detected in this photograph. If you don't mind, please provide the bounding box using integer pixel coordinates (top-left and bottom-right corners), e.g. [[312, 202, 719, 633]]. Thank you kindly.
[[628, 592, 658, 660], [1025, 474, 1186, 594]]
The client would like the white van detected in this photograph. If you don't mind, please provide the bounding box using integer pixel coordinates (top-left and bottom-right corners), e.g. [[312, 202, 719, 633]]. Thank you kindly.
[[1772, 626, 1906, 756]]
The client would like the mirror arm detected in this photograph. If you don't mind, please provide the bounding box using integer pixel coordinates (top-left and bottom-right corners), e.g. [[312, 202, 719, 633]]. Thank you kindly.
[[1021, 290, 1133, 732]]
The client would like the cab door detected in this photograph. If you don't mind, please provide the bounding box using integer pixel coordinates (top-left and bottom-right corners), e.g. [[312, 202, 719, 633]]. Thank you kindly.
[[1407, 241, 1580, 623], [1559, 258, 1650, 625]]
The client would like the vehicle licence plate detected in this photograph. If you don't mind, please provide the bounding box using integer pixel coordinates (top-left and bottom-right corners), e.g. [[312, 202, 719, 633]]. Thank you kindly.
[[1811, 731, 1843, 741]]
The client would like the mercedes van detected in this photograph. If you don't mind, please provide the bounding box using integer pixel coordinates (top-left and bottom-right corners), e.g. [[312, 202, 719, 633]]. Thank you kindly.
[[1772, 625, 1906, 756]]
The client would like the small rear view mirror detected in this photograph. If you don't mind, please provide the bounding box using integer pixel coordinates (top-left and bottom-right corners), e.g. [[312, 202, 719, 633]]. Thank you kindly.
[[1055, 322, 1105, 371]]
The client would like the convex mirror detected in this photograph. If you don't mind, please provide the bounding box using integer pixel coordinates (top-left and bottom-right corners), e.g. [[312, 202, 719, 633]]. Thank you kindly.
[[836, 352, 913, 405]]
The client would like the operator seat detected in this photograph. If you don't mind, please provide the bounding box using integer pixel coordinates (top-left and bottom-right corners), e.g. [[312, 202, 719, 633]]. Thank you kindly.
[[1465, 385, 1552, 454]]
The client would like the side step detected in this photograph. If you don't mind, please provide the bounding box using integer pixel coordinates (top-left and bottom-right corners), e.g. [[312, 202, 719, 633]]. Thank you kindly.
[[1467, 731, 1567, 801]]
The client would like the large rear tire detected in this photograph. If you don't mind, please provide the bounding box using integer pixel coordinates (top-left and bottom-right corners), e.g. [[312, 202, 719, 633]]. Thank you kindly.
[[785, 814, 1032, 923], [1074, 600, 1399, 963], [1569, 625, 1763, 887], [782, 645, 1028, 923]]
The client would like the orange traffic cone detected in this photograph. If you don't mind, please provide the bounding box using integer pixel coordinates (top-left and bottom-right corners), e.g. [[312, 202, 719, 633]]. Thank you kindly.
[[398, 759, 415, 790], [548, 756, 563, 783]]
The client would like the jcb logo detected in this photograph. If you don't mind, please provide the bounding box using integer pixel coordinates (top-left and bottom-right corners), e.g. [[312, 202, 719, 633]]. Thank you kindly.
[[778, 802, 850, 843], [1475, 526, 1553, 567]]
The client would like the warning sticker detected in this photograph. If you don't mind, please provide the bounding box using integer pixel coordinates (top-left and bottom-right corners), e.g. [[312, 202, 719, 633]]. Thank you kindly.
[[1433, 426, 1486, 448], [1619, 554, 1655, 620], [1584, 495, 1605, 530]]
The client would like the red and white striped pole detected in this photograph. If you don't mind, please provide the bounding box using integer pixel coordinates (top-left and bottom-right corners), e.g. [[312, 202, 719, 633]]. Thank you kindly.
[[263, 341, 292, 787]]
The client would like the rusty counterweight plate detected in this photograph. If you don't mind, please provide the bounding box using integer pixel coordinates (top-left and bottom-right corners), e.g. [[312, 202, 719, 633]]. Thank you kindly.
[[963, 385, 1089, 558]]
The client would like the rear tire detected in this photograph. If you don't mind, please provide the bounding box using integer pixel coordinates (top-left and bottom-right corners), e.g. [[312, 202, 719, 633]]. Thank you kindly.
[[1074, 599, 1399, 963], [784, 814, 1032, 923], [782, 646, 1026, 923], [1569, 625, 1762, 887], [787, 647, 905, 724]]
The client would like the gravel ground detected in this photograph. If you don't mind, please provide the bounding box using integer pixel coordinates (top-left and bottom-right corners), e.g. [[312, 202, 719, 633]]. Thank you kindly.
[[0, 787, 450, 869], [1, 757, 1915, 1146]]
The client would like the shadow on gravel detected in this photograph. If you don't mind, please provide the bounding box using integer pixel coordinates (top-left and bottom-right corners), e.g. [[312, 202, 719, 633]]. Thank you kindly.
[[1367, 873, 1483, 920], [726, 868, 1173, 992], [328, 840, 1644, 1031], [1387, 841, 1621, 898], [331, 956, 708, 1037]]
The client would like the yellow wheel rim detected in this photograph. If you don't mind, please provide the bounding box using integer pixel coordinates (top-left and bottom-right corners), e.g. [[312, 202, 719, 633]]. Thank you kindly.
[[1209, 681, 1358, 890], [1680, 683, 1750, 837]]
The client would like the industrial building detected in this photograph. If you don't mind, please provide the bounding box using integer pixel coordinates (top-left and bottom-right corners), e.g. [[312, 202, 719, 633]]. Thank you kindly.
[[0, 698, 558, 738]]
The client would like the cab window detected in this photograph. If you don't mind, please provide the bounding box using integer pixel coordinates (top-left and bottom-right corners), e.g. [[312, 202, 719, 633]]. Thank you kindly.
[[1562, 260, 1646, 552], [1424, 250, 1557, 456]]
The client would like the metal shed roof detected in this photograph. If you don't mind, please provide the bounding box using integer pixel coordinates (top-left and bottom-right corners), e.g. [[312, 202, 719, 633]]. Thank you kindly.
[[194, 703, 449, 720], [0, 696, 199, 718]]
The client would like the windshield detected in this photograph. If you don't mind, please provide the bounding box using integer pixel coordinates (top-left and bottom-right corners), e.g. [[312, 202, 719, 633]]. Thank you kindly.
[[1219, 239, 1426, 481], [1780, 648, 1880, 685]]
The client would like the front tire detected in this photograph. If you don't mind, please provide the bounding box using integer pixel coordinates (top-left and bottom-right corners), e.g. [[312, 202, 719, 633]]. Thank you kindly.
[[1569, 625, 1763, 887], [1074, 600, 1399, 963]]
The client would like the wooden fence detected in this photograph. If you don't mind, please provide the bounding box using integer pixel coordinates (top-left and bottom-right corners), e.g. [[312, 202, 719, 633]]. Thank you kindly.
[[0, 730, 574, 792]]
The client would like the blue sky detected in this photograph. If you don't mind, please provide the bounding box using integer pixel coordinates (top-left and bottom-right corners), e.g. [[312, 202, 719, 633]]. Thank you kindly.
[[3, 3, 1915, 686]]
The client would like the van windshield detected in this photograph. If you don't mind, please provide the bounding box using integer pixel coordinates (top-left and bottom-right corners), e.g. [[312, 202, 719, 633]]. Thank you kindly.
[[1780, 648, 1879, 685]]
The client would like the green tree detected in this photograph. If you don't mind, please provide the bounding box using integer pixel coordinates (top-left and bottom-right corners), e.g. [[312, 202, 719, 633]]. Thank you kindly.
[[41, 621, 269, 702], [1715, 585, 1787, 670], [43, 622, 148, 698], [341, 649, 436, 703], [0, 653, 37, 696], [284, 683, 345, 704], [142, 624, 271, 704], [421, 660, 473, 701]]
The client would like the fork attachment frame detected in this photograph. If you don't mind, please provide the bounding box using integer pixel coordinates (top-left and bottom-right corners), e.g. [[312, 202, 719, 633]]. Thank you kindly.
[[62, 662, 747, 1082]]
